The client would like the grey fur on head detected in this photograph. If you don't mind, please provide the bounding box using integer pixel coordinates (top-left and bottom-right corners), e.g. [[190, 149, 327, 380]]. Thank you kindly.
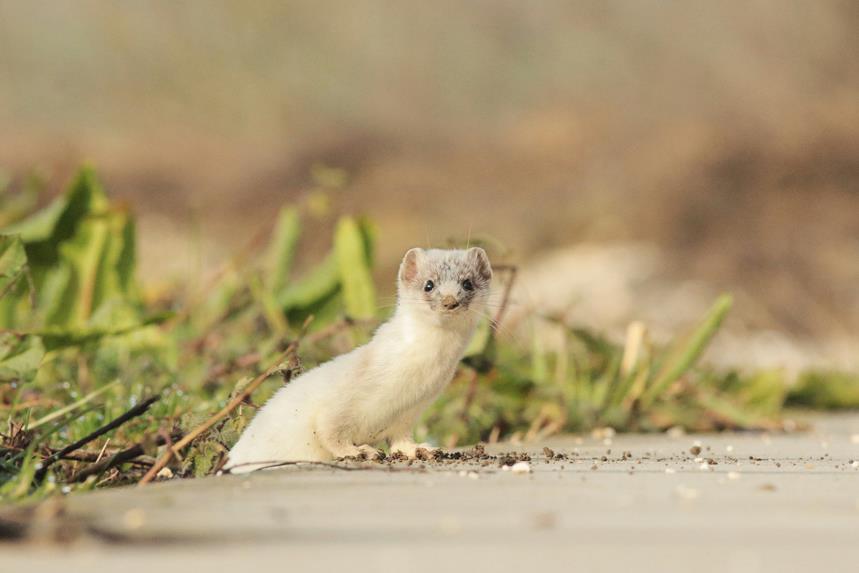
[[398, 248, 492, 312]]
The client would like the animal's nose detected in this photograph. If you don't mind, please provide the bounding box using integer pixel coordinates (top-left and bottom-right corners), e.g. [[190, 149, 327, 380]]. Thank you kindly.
[[441, 295, 459, 309]]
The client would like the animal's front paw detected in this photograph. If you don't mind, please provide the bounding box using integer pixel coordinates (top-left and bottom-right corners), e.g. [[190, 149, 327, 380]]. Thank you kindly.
[[391, 441, 437, 460], [356, 444, 384, 462]]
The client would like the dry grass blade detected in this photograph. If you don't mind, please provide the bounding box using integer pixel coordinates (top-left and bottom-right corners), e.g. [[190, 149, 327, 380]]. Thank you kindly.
[[27, 380, 120, 430]]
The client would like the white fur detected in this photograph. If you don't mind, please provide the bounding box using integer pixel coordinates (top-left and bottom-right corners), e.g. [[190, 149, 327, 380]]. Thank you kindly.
[[225, 248, 490, 473]]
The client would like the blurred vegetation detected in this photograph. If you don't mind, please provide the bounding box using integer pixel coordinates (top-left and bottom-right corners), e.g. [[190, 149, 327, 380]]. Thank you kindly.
[[1, 168, 856, 503]]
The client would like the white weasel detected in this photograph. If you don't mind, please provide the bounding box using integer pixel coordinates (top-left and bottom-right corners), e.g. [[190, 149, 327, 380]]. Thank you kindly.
[[225, 247, 492, 473]]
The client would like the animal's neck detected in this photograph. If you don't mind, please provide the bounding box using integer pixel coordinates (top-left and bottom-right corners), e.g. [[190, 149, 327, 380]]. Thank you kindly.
[[391, 304, 478, 354]]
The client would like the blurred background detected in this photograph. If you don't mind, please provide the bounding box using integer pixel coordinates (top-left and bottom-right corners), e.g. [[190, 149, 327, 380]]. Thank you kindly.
[[1, 0, 857, 371]]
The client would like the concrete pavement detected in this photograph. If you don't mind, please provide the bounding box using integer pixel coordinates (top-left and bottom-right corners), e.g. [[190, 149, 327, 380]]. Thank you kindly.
[[3, 414, 859, 572]]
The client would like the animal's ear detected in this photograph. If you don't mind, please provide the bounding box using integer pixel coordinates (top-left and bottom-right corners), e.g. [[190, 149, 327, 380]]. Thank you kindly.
[[399, 248, 424, 284], [467, 247, 492, 282]]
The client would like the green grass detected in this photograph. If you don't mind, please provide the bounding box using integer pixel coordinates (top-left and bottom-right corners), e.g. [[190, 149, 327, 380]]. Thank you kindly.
[[0, 167, 855, 503]]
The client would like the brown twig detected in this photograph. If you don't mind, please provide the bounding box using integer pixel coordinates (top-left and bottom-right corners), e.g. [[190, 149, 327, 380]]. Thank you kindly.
[[158, 426, 183, 463], [1, 445, 104, 463], [72, 431, 181, 483], [94, 438, 110, 464], [0, 399, 62, 411], [458, 265, 518, 423], [35, 395, 161, 481], [490, 264, 518, 337]]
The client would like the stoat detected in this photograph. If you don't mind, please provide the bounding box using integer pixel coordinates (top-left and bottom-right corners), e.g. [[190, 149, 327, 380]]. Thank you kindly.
[[225, 247, 492, 473]]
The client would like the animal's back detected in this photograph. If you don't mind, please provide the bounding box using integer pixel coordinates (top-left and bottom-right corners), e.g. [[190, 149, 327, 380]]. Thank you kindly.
[[226, 351, 357, 472]]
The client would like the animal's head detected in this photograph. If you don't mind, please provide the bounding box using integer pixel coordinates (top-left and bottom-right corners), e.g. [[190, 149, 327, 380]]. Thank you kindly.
[[397, 247, 492, 323]]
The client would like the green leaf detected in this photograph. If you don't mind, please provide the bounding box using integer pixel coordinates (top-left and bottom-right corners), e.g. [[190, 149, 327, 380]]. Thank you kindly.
[[464, 318, 492, 357], [249, 274, 288, 335], [34, 311, 173, 352], [5, 167, 108, 263], [0, 332, 44, 382], [787, 370, 859, 409], [265, 207, 301, 295], [0, 235, 27, 297], [277, 254, 341, 311], [2, 194, 69, 244], [42, 208, 139, 329], [334, 216, 376, 319], [639, 294, 733, 408]]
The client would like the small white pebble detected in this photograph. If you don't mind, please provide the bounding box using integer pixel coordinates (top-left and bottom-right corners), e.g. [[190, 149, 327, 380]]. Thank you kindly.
[[727, 471, 741, 480], [511, 461, 531, 474], [458, 470, 467, 477], [667, 426, 685, 438], [467, 471, 479, 480], [694, 457, 704, 463], [698, 462, 710, 471], [664, 467, 676, 474], [591, 427, 616, 439], [61, 485, 72, 494], [156, 467, 174, 479], [501, 464, 510, 471], [851, 461, 859, 468], [725, 445, 734, 453]]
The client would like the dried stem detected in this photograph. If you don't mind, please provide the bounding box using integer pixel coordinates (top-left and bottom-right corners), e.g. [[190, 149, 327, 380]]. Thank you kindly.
[[35, 395, 160, 481], [72, 431, 181, 483], [458, 264, 518, 427]]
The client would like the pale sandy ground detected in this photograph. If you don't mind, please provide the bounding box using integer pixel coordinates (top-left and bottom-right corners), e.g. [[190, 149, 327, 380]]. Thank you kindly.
[[3, 414, 859, 573]]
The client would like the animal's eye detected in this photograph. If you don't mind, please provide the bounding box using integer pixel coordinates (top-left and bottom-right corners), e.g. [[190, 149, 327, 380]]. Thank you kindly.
[[461, 278, 474, 291], [424, 280, 435, 292]]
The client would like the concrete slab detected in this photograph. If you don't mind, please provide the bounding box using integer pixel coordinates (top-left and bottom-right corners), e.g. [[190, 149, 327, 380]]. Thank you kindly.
[[3, 414, 859, 572]]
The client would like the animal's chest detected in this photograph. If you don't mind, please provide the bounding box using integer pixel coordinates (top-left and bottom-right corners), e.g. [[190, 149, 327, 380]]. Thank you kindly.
[[387, 346, 456, 398], [365, 340, 462, 415]]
